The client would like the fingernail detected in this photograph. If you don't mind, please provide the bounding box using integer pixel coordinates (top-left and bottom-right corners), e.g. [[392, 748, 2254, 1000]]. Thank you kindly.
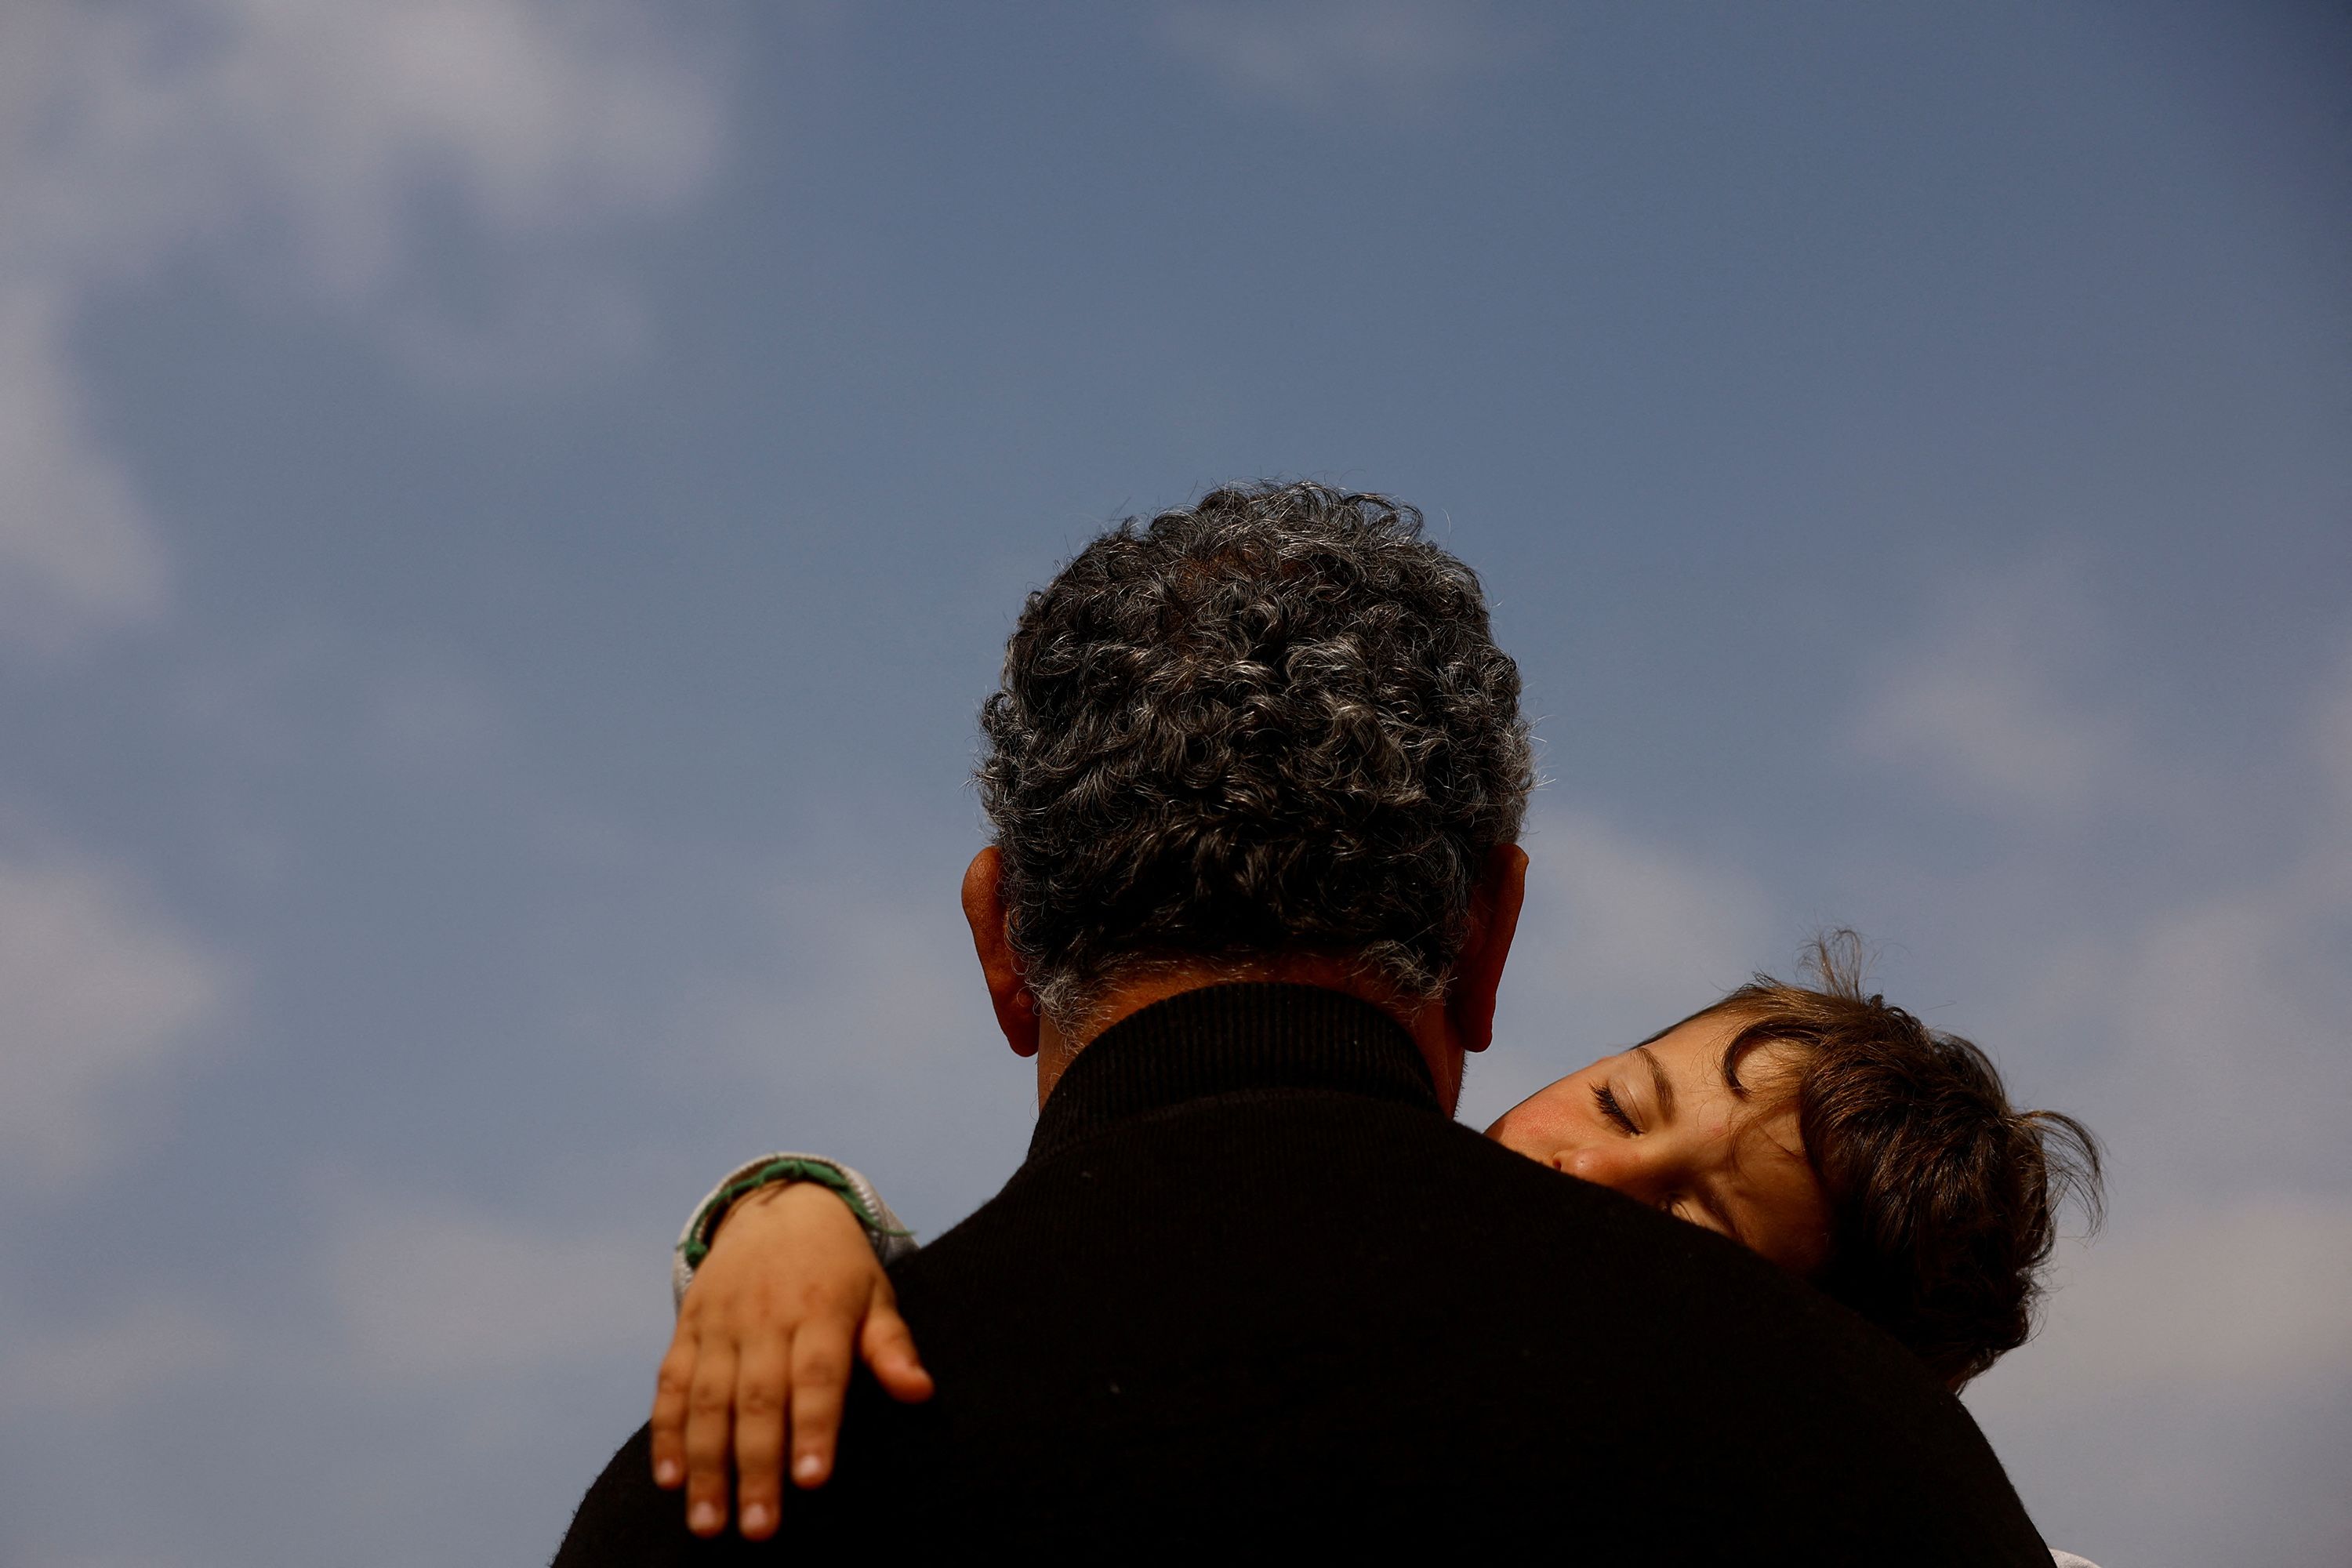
[[655, 1459, 681, 1486], [689, 1501, 720, 1532], [741, 1503, 771, 1532], [794, 1454, 825, 1483]]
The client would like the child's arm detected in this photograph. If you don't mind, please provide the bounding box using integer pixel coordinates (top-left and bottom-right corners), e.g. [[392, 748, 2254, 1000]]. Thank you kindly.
[[648, 1155, 933, 1541]]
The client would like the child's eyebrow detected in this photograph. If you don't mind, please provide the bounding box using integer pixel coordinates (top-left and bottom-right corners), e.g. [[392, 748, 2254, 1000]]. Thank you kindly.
[[1632, 1045, 1676, 1122]]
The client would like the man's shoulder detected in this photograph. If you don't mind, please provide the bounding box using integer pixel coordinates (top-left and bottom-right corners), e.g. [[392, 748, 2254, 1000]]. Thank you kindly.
[[895, 1085, 1811, 1325], [561, 1090, 2045, 1559], [880, 1084, 1888, 1425], [556, 1415, 953, 1563], [900, 1087, 1579, 1278], [877, 1088, 2038, 1554], [553, 1426, 702, 1566]]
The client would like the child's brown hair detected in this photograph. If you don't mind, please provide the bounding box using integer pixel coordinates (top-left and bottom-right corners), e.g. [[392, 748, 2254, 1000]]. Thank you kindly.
[[1692, 932, 2102, 1388]]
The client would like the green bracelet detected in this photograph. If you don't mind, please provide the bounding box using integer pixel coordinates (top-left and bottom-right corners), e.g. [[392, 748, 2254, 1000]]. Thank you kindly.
[[681, 1159, 909, 1269]]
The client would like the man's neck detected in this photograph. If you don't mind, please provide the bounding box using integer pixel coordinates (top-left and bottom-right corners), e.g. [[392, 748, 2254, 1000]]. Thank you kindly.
[[1036, 957, 1464, 1115]]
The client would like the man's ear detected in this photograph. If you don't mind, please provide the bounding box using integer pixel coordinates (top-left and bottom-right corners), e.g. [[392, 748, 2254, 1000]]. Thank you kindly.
[[963, 847, 1040, 1059], [1446, 844, 1526, 1054]]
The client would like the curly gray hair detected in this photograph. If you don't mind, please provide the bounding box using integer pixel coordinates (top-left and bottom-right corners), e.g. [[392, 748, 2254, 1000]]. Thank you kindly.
[[978, 481, 1534, 1024]]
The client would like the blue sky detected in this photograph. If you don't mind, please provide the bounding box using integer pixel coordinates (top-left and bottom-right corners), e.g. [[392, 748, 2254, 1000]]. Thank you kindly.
[[1, 3, 2347, 1563]]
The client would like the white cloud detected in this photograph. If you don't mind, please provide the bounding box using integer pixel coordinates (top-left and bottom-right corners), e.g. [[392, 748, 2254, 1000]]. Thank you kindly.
[[358, 655, 511, 782], [1853, 568, 2136, 814], [693, 868, 981, 1092], [1509, 805, 1774, 1026], [0, 0, 727, 649], [2301, 638, 2352, 898], [1964, 640, 2352, 1204], [663, 851, 1046, 1238], [0, 286, 169, 651], [1857, 648, 2125, 811], [0, 845, 230, 1187], [1469, 804, 1773, 1126], [1850, 612, 2352, 1540], [1984, 1195, 2352, 1403], [1159, 1, 1518, 110], [1964, 1196, 2352, 1565], [2084, 890, 2345, 1186], [2, 1298, 232, 1414], [328, 1196, 657, 1381]]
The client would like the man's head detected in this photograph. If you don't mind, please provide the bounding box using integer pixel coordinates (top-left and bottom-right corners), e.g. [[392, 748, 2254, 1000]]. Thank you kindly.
[[961, 481, 1535, 1108]]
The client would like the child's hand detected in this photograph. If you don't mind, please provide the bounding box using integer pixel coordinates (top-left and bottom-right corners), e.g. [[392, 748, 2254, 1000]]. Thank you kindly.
[[648, 1181, 933, 1539]]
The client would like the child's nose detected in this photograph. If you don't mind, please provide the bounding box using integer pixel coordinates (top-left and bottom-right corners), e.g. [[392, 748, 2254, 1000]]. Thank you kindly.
[[1559, 1142, 1664, 1202]]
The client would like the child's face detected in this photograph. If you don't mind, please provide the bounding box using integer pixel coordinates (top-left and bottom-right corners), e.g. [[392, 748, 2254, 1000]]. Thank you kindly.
[[1483, 1011, 1832, 1276]]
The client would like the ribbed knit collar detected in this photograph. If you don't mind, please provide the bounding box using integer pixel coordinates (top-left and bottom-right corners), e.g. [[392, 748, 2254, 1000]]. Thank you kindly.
[[1025, 982, 1439, 1164]]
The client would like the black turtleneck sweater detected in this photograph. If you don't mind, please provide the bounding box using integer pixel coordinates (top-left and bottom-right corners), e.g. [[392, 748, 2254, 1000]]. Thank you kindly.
[[557, 984, 2048, 1562]]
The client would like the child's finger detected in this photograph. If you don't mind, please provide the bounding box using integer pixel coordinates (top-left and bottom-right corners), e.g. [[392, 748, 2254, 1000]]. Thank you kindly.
[[648, 1330, 700, 1488], [730, 1335, 789, 1539], [786, 1320, 856, 1489], [681, 1337, 738, 1536], [859, 1292, 935, 1403]]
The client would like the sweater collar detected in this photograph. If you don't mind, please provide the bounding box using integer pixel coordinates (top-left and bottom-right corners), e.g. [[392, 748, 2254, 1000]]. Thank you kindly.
[[1025, 982, 1440, 1163]]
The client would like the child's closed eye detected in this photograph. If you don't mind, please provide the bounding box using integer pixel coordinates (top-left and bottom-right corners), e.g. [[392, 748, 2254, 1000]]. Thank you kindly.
[[1592, 1084, 1640, 1135]]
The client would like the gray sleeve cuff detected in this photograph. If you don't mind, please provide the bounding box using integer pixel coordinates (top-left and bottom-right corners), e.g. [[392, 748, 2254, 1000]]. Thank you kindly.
[[671, 1152, 918, 1312]]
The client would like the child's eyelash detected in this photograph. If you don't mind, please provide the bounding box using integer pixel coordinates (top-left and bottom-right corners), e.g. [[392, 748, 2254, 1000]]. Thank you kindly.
[[1592, 1084, 1639, 1134]]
